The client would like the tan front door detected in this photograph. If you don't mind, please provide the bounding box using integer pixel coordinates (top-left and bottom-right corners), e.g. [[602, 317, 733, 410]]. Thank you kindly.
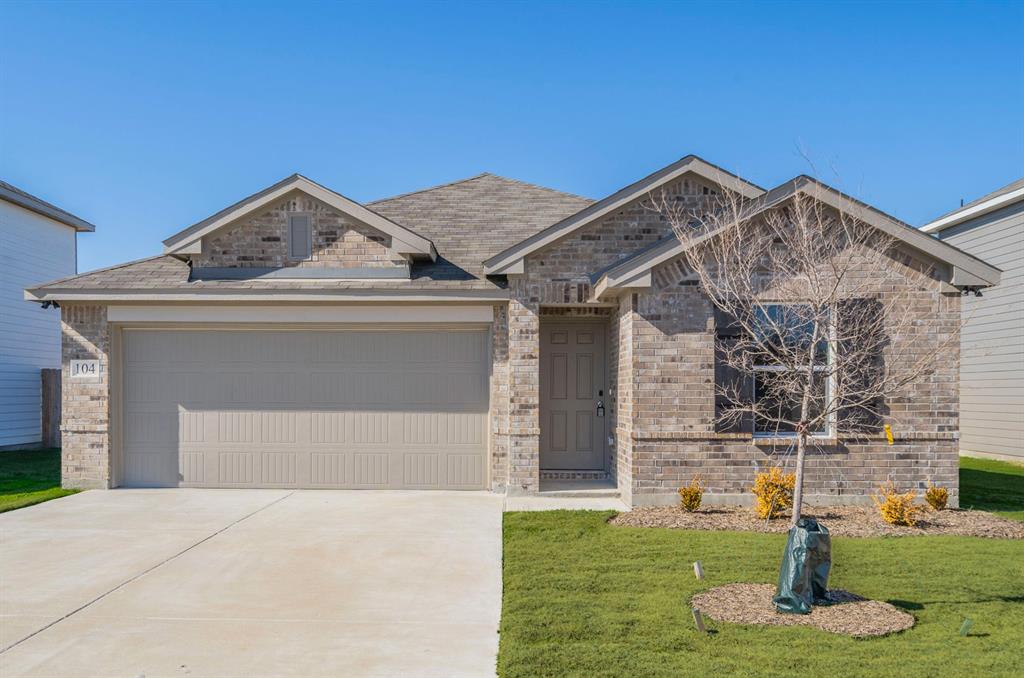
[[539, 321, 607, 470]]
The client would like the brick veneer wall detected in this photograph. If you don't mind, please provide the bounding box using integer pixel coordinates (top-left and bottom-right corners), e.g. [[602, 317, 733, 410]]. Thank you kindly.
[[506, 285, 541, 493], [625, 245, 963, 507], [194, 193, 407, 269], [60, 304, 111, 489], [502, 175, 722, 494], [612, 294, 635, 505], [527, 175, 720, 280]]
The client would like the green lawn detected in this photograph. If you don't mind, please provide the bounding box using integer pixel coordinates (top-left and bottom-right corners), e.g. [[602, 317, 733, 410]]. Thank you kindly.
[[499, 457, 1024, 677], [0, 448, 78, 513], [959, 456, 1024, 521]]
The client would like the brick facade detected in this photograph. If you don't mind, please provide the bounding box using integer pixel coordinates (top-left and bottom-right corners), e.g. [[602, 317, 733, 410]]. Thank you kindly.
[[613, 230, 963, 506], [55, 172, 965, 505], [496, 175, 721, 495], [494, 177, 963, 507], [194, 193, 407, 269], [60, 304, 112, 489]]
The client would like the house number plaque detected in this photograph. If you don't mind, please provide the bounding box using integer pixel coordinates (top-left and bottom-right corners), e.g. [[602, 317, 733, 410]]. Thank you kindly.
[[69, 360, 102, 381]]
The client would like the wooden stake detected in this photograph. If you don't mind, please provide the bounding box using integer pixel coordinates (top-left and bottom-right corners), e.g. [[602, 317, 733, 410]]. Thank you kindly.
[[693, 561, 705, 580], [692, 608, 707, 633]]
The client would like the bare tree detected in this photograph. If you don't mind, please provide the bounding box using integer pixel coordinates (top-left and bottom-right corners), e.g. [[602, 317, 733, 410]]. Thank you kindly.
[[650, 180, 959, 527]]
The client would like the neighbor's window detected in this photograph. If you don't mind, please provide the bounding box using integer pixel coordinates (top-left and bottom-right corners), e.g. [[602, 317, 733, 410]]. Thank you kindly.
[[288, 214, 312, 260], [751, 304, 832, 436]]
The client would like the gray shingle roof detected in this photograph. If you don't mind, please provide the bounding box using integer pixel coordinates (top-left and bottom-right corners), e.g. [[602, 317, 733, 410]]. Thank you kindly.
[[369, 173, 593, 277], [29, 173, 592, 295]]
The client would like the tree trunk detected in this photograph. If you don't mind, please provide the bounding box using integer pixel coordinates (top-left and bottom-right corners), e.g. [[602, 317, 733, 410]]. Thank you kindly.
[[791, 433, 807, 528], [792, 319, 821, 528]]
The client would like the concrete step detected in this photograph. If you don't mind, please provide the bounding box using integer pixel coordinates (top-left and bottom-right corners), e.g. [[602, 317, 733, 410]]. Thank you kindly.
[[537, 479, 620, 498], [537, 489, 622, 499]]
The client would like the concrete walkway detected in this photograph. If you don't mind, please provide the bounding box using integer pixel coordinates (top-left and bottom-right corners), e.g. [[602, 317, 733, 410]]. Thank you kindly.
[[0, 489, 503, 677]]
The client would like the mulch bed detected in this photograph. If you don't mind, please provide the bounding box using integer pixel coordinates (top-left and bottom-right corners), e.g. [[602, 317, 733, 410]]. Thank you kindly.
[[610, 505, 1024, 539], [691, 583, 916, 637]]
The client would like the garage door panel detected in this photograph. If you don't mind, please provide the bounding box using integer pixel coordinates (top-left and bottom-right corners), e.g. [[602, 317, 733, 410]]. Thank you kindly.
[[124, 412, 176, 445], [447, 453, 485, 488], [218, 451, 257, 484], [403, 413, 442, 445], [124, 448, 178, 487], [178, 410, 207, 443], [311, 412, 347, 444], [311, 452, 346, 485], [353, 452, 390, 486], [122, 329, 488, 490]]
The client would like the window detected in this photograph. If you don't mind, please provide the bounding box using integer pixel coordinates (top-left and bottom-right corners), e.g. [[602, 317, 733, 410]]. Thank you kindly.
[[288, 214, 312, 260], [751, 304, 832, 436]]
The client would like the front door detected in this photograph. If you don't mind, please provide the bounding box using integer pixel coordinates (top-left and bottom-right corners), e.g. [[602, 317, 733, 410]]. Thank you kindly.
[[539, 321, 607, 470]]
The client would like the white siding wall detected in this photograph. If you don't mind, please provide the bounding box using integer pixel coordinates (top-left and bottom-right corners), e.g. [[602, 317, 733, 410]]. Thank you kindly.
[[0, 201, 77, 447], [938, 201, 1024, 458]]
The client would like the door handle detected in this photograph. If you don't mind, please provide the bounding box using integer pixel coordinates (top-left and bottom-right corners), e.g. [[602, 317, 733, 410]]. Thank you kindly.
[[596, 400, 605, 418]]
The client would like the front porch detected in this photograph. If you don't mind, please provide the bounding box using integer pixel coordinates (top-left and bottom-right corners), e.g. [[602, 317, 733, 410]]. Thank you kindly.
[[497, 297, 632, 500]]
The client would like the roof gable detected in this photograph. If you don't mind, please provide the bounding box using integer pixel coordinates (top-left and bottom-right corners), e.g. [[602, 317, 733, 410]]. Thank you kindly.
[[162, 174, 436, 260], [482, 155, 765, 275], [594, 175, 1002, 299]]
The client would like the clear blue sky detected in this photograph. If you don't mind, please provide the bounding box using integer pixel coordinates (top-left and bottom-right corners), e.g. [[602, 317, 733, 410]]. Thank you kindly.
[[2, 0, 1022, 273]]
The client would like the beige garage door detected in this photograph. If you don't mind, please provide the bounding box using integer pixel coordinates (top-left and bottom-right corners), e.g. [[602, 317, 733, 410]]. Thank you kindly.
[[121, 329, 489, 489]]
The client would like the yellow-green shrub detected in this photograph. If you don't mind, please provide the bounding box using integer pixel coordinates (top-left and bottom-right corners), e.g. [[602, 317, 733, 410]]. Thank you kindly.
[[873, 481, 922, 526], [678, 475, 704, 512], [751, 466, 796, 520], [925, 482, 949, 511]]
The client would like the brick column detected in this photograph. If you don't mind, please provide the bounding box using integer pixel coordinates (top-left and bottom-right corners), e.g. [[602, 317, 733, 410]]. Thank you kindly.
[[489, 305, 510, 491], [60, 304, 112, 489], [507, 287, 541, 493], [614, 294, 635, 506]]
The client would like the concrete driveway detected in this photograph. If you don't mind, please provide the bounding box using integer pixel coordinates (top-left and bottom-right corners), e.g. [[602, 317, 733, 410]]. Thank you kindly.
[[0, 489, 502, 677]]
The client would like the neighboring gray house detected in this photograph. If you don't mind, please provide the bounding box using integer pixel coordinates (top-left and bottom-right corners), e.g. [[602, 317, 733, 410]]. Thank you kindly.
[[0, 181, 95, 449], [922, 179, 1024, 460], [26, 156, 1001, 506]]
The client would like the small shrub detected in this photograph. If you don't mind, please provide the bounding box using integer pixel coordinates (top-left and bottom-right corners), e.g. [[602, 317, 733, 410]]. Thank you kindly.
[[678, 475, 704, 512], [873, 481, 922, 526], [925, 482, 949, 511], [751, 466, 796, 520]]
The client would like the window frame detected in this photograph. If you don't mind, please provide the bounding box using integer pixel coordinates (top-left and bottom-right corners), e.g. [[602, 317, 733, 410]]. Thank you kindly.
[[750, 302, 835, 438], [287, 212, 314, 261]]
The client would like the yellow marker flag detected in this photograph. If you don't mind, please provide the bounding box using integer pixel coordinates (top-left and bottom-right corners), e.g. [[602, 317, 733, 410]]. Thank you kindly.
[[884, 424, 894, 445]]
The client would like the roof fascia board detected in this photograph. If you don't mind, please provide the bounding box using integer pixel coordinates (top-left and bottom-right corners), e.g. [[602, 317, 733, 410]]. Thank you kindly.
[[162, 176, 436, 260], [594, 270, 654, 301], [596, 177, 1002, 293], [802, 181, 1001, 287], [25, 288, 509, 303], [920, 186, 1024, 233], [482, 156, 765, 275], [0, 184, 96, 232]]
